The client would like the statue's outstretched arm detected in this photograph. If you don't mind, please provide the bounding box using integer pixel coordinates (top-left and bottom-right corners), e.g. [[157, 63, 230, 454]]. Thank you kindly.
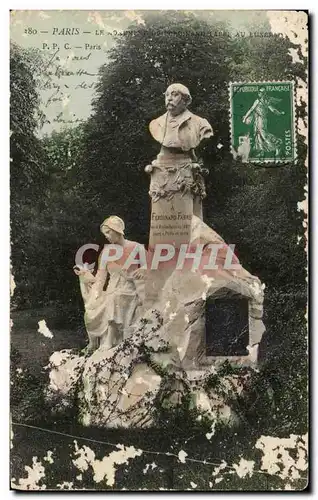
[[268, 104, 284, 115], [77, 268, 107, 306], [79, 270, 96, 284], [243, 99, 259, 122]]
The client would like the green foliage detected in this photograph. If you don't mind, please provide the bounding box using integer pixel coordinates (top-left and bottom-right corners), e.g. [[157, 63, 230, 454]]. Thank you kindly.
[[218, 165, 307, 288], [35, 126, 95, 309], [10, 346, 48, 423], [10, 43, 49, 307]]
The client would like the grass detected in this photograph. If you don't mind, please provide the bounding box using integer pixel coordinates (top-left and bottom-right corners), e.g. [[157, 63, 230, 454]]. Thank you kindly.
[[11, 306, 87, 377], [10, 304, 308, 491]]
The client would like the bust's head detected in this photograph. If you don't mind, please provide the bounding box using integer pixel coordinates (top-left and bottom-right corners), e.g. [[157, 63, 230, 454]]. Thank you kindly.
[[164, 83, 192, 116]]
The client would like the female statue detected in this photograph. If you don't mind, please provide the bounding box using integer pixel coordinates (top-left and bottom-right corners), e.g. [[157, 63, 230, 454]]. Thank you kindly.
[[242, 87, 285, 157], [74, 216, 144, 352]]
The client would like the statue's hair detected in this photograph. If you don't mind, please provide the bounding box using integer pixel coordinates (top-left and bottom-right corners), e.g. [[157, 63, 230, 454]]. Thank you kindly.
[[100, 215, 125, 235], [165, 83, 192, 105]]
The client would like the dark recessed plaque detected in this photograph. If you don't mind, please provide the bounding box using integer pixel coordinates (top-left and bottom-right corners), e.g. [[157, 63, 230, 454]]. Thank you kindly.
[[205, 295, 249, 356]]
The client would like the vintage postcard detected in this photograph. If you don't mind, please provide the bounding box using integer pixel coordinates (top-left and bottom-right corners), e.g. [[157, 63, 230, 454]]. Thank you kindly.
[[10, 10, 308, 491]]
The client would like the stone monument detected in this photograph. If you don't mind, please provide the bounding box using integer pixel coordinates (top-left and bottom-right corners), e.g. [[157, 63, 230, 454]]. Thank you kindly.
[[145, 83, 213, 305], [146, 83, 213, 237], [46, 84, 266, 429]]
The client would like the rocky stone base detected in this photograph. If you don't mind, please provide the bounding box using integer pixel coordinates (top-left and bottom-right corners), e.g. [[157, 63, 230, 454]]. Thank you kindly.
[[45, 310, 254, 429]]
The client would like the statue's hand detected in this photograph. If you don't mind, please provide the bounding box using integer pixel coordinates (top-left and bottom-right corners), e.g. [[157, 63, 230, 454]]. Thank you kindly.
[[132, 268, 147, 280], [145, 164, 153, 174], [73, 266, 88, 276]]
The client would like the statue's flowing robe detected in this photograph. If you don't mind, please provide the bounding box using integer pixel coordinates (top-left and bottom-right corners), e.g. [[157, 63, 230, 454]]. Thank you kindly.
[[79, 240, 144, 342], [248, 98, 282, 153]]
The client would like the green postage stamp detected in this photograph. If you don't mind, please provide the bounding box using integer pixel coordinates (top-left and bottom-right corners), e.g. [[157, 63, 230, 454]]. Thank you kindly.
[[230, 81, 296, 163]]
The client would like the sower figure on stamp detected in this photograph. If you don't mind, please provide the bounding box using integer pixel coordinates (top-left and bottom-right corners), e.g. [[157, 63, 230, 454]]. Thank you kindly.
[[146, 83, 213, 220], [74, 216, 145, 352], [242, 87, 285, 158]]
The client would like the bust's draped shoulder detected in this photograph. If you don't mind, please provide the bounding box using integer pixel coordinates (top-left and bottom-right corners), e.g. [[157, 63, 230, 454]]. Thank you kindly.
[[149, 113, 167, 145], [197, 116, 213, 140], [149, 111, 213, 151], [179, 113, 213, 151]]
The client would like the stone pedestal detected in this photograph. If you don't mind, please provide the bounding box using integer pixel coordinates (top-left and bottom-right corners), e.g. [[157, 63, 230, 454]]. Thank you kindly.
[[148, 151, 195, 247], [145, 151, 197, 307], [149, 193, 193, 248]]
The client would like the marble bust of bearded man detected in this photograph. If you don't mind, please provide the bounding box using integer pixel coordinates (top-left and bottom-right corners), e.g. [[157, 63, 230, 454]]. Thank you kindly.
[[149, 83, 213, 155], [146, 83, 213, 210]]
